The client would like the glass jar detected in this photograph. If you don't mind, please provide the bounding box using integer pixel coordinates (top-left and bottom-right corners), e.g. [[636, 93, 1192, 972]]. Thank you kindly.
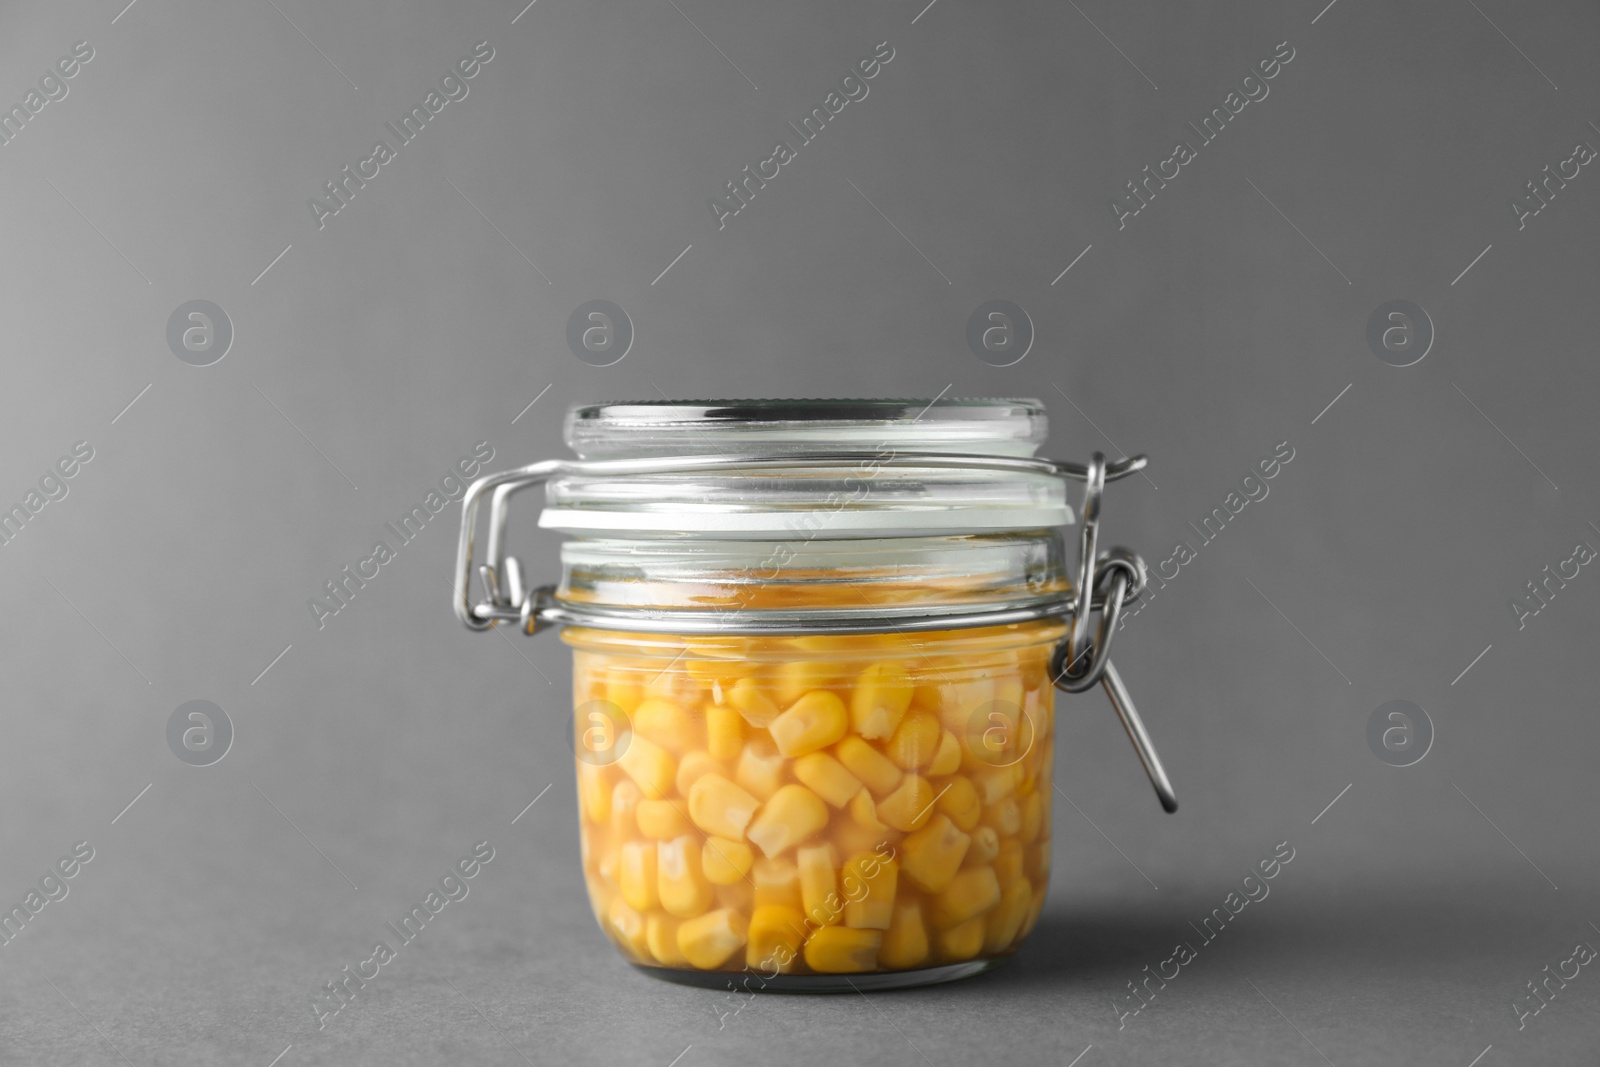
[[451, 399, 1175, 990]]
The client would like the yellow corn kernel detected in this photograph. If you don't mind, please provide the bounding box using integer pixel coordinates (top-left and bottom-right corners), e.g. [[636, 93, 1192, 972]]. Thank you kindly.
[[885, 710, 943, 772], [963, 825, 1000, 867], [604, 674, 644, 714], [752, 857, 802, 911], [635, 799, 693, 840], [880, 901, 930, 969], [1019, 791, 1042, 844], [632, 698, 703, 756], [610, 780, 643, 839], [900, 813, 971, 893], [597, 848, 619, 889], [747, 784, 829, 858], [747, 904, 807, 972], [705, 704, 744, 762], [775, 658, 837, 706], [935, 677, 993, 733], [677, 908, 748, 969], [717, 880, 754, 914], [983, 877, 1032, 953], [876, 775, 935, 832], [687, 773, 760, 840], [644, 664, 699, 706], [1026, 840, 1050, 882], [796, 843, 840, 927], [848, 788, 889, 834], [931, 866, 1001, 928], [983, 797, 1022, 837], [938, 915, 986, 961], [685, 654, 744, 688], [657, 835, 713, 918], [1021, 882, 1047, 939], [735, 739, 787, 801], [770, 691, 849, 758], [834, 737, 903, 796], [792, 752, 863, 808], [675, 751, 725, 798], [803, 926, 883, 973], [619, 840, 658, 911], [973, 766, 1019, 805], [701, 837, 754, 886], [938, 776, 982, 831], [577, 761, 613, 824], [928, 730, 962, 776], [647, 912, 688, 965], [995, 838, 1025, 888], [727, 678, 782, 728], [850, 662, 914, 739], [618, 733, 675, 799], [842, 851, 899, 930], [607, 898, 651, 959]]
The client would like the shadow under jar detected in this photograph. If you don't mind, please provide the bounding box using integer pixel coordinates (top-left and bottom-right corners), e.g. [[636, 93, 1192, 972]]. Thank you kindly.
[[451, 398, 1175, 991]]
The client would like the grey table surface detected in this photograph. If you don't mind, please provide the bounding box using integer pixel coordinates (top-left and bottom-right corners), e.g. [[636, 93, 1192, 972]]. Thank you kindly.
[[3, 0, 1599, 1064]]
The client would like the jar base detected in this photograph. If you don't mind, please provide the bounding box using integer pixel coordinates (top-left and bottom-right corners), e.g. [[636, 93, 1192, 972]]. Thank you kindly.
[[631, 958, 1010, 993]]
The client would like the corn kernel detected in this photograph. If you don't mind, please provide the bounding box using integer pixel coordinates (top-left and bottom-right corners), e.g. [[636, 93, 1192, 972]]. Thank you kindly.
[[735, 739, 787, 801], [796, 843, 840, 927], [842, 851, 899, 930], [677, 908, 748, 969], [931, 866, 1001, 928], [848, 788, 889, 834], [635, 799, 693, 840], [938, 776, 982, 831], [994, 839, 1025, 888], [657, 835, 713, 918], [727, 679, 781, 728], [879, 901, 930, 969], [1026, 840, 1050, 882], [803, 926, 882, 973], [834, 737, 903, 796], [747, 904, 806, 972], [747, 784, 829, 858], [705, 704, 744, 762], [792, 752, 863, 808], [973, 766, 1019, 805], [876, 775, 934, 832], [983, 796, 1021, 837], [938, 916, 986, 960], [1021, 882, 1047, 939], [632, 698, 703, 756], [604, 674, 644, 714], [618, 733, 676, 799], [885, 710, 943, 772], [964, 825, 1000, 867], [850, 662, 914, 739], [610, 780, 643, 839], [577, 761, 613, 824], [775, 658, 836, 706], [647, 912, 688, 965], [619, 840, 658, 911], [675, 751, 725, 798], [702, 837, 754, 886], [607, 898, 651, 959], [687, 773, 760, 840], [771, 691, 849, 757], [983, 877, 1032, 953], [1019, 791, 1042, 843], [928, 730, 962, 776], [899, 813, 971, 893], [752, 857, 802, 911]]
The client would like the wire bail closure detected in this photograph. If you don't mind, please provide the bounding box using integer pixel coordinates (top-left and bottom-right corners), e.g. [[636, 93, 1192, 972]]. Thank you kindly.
[[451, 449, 1177, 812]]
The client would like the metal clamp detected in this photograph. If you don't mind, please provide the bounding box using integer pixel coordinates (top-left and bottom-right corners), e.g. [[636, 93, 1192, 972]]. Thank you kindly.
[[451, 449, 1176, 812]]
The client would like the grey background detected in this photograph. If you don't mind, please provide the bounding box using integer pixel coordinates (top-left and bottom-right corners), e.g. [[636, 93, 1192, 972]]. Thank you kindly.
[[2, 0, 1597, 1063]]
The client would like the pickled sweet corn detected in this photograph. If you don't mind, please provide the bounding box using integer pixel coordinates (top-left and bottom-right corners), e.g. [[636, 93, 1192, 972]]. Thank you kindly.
[[568, 620, 1062, 978]]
